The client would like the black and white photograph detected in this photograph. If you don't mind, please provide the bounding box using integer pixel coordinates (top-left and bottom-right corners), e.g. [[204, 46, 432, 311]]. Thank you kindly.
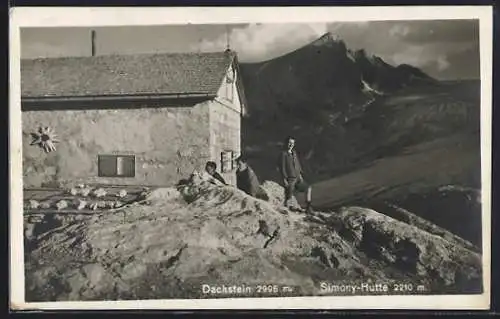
[[9, 6, 492, 310]]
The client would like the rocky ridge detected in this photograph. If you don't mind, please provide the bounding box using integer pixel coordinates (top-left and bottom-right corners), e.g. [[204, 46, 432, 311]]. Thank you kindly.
[[24, 178, 482, 301]]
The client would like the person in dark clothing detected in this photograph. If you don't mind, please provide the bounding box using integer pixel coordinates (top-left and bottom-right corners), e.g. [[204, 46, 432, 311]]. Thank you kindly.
[[205, 161, 227, 185], [278, 136, 313, 214], [235, 155, 265, 199]]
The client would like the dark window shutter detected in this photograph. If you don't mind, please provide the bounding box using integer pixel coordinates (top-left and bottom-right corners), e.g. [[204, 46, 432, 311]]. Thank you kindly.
[[98, 155, 117, 177], [121, 156, 135, 177]]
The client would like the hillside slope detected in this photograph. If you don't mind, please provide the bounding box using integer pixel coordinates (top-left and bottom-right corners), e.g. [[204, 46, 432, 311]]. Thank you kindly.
[[24, 178, 482, 301], [241, 79, 480, 183], [310, 131, 482, 247]]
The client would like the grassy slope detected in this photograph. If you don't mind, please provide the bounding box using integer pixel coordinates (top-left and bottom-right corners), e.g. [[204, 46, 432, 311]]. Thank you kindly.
[[310, 132, 480, 208]]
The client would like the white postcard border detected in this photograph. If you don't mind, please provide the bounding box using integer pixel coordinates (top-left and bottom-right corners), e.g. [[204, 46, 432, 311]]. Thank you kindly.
[[9, 5, 493, 310]]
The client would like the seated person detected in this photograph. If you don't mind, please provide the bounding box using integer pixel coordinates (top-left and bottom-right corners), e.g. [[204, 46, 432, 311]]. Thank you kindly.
[[235, 155, 267, 199], [204, 161, 227, 185]]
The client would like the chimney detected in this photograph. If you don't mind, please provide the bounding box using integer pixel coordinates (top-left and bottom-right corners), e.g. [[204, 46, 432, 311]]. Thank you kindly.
[[225, 25, 231, 51], [91, 30, 96, 57]]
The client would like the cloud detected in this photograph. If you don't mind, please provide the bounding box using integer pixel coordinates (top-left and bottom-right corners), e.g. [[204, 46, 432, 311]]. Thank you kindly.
[[192, 23, 328, 62], [206, 20, 480, 78], [399, 19, 480, 44], [21, 28, 93, 58], [389, 24, 410, 38], [387, 40, 479, 80], [21, 41, 85, 59], [391, 44, 428, 67], [435, 45, 480, 80], [326, 20, 480, 79], [436, 55, 450, 71], [390, 42, 473, 67]]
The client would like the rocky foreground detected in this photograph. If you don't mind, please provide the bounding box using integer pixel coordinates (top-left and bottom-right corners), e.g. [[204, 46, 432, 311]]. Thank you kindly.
[[24, 179, 482, 301]]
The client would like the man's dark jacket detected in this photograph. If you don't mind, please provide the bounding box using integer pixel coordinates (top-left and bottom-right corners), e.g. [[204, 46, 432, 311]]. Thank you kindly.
[[236, 165, 261, 197], [278, 149, 302, 179]]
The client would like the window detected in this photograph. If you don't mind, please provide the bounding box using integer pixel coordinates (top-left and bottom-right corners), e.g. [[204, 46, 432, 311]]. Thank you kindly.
[[225, 67, 235, 102], [220, 150, 234, 173], [226, 66, 235, 83], [225, 80, 233, 102], [98, 155, 135, 177]]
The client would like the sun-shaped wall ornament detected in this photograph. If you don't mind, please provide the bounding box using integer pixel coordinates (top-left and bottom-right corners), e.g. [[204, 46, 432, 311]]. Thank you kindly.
[[30, 126, 59, 153]]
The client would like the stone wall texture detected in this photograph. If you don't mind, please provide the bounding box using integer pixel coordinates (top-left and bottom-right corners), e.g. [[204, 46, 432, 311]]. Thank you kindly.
[[209, 99, 241, 185], [209, 73, 242, 185], [22, 102, 212, 188]]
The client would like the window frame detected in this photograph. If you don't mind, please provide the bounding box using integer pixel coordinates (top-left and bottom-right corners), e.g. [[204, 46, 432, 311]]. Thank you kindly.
[[97, 154, 136, 178], [220, 150, 234, 173], [225, 66, 235, 102]]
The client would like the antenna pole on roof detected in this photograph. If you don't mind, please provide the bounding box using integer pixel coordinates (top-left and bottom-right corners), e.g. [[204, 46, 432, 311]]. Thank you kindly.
[[91, 30, 96, 57], [197, 25, 202, 53]]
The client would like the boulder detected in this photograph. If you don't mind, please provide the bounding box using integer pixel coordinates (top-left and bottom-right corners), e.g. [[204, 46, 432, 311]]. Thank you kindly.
[[55, 200, 68, 210], [39, 201, 51, 209], [80, 188, 92, 197], [97, 201, 107, 209], [77, 200, 87, 210], [261, 180, 300, 208], [337, 206, 481, 287], [117, 189, 127, 198], [93, 188, 107, 198], [29, 200, 40, 210]]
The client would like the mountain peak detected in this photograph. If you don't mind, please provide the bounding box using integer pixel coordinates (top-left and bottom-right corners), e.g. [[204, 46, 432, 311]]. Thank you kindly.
[[311, 32, 340, 46]]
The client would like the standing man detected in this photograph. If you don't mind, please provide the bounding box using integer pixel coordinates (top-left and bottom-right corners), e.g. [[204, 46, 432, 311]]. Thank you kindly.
[[278, 136, 313, 214]]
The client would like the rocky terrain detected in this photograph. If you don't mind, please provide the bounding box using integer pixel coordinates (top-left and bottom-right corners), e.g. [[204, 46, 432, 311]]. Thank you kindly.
[[24, 178, 482, 301]]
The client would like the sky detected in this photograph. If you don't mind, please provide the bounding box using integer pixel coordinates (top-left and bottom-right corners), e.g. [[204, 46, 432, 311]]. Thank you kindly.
[[20, 20, 480, 80]]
